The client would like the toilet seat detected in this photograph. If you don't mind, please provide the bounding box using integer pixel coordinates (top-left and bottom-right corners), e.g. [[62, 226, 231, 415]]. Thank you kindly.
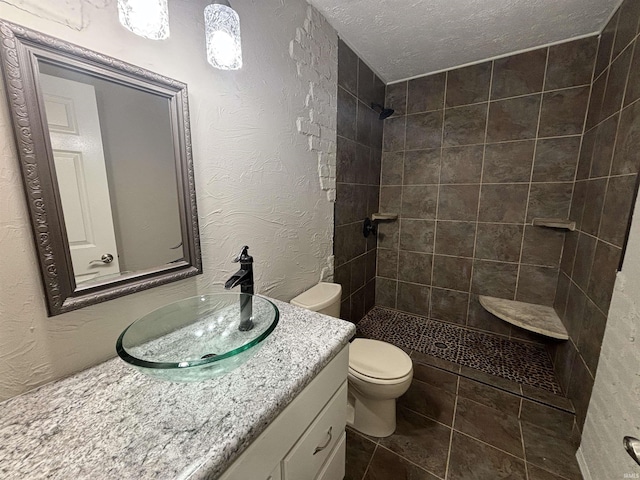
[[349, 339, 412, 383]]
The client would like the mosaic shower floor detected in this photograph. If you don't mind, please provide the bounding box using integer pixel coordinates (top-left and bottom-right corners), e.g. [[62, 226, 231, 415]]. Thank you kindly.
[[357, 306, 562, 395]]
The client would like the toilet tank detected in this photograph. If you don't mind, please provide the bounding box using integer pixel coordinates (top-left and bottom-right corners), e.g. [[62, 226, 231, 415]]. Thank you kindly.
[[290, 282, 342, 318]]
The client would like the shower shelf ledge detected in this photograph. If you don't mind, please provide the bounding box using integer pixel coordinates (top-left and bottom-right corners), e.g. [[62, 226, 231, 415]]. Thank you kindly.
[[479, 295, 569, 340]]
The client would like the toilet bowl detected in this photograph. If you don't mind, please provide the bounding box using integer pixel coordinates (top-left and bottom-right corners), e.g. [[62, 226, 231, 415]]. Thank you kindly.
[[347, 338, 413, 437], [290, 283, 414, 438]]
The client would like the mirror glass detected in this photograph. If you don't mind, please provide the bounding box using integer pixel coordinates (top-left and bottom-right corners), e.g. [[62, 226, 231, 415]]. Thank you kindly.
[[38, 61, 184, 286], [0, 20, 202, 315]]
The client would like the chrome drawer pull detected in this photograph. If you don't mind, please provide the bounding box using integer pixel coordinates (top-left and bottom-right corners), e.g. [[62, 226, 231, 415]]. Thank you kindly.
[[313, 426, 333, 455]]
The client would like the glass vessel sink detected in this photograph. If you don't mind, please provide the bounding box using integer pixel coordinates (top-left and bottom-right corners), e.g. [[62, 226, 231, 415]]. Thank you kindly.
[[116, 293, 279, 381]]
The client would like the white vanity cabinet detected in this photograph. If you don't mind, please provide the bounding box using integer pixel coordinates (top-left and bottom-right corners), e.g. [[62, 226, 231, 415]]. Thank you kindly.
[[219, 346, 349, 480]]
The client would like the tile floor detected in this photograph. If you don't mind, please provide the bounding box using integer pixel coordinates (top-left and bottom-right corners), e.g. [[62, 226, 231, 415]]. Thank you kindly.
[[357, 306, 562, 394], [345, 352, 583, 480]]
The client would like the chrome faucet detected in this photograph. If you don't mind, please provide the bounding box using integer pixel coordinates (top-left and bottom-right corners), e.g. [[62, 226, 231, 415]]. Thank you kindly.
[[224, 246, 254, 331]]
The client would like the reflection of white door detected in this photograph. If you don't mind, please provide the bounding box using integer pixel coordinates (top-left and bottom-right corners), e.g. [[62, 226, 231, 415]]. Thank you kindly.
[[39, 73, 120, 284]]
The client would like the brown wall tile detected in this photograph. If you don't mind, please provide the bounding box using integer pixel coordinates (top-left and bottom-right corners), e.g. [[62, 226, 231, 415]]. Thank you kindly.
[[401, 185, 438, 219], [375, 277, 397, 308], [433, 255, 473, 291], [358, 59, 375, 104], [399, 219, 436, 253], [441, 145, 484, 184], [516, 266, 558, 306], [546, 37, 598, 90], [475, 223, 523, 262], [625, 38, 640, 107], [580, 179, 607, 235], [577, 298, 607, 376], [430, 288, 469, 324], [599, 174, 638, 246], [405, 111, 443, 150], [439, 185, 481, 221], [590, 113, 619, 177], [338, 86, 357, 139], [613, 0, 640, 58], [377, 248, 398, 278], [521, 226, 564, 267], [383, 115, 406, 151], [478, 184, 528, 223], [403, 149, 441, 184], [471, 260, 518, 298], [467, 294, 512, 335], [601, 46, 633, 120], [338, 39, 358, 95], [397, 282, 430, 315], [446, 62, 492, 107], [381, 152, 404, 185], [526, 182, 573, 222], [435, 221, 477, 257], [594, 11, 619, 78], [486, 95, 541, 142], [385, 81, 407, 117], [398, 251, 433, 285], [533, 137, 581, 182], [572, 233, 597, 290], [491, 49, 547, 99], [538, 87, 590, 137], [444, 104, 488, 146], [408, 73, 446, 113], [483, 141, 535, 183], [611, 101, 640, 175], [586, 240, 621, 313]]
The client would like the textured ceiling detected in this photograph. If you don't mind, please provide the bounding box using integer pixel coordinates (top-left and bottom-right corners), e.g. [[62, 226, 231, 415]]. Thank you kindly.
[[308, 0, 621, 83]]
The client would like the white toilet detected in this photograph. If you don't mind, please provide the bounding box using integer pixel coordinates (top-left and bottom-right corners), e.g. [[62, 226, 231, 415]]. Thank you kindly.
[[291, 283, 413, 438]]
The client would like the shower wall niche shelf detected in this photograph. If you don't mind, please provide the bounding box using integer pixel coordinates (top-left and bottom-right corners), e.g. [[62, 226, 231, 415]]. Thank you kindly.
[[371, 213, 398, 222], [479, 296, 569, 340], [531, 218, 576, 231]]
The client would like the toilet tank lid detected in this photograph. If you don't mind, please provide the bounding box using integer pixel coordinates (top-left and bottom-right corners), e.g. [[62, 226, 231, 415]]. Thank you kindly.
[[290, 282, 342, 311], [349, 339, 413, 380]]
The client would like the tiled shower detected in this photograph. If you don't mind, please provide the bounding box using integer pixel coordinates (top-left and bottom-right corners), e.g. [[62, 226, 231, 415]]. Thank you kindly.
[[335, 0, 640, 439]]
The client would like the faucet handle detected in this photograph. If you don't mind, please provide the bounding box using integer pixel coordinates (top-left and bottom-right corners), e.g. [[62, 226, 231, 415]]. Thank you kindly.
[[233, 246, 252, 263]]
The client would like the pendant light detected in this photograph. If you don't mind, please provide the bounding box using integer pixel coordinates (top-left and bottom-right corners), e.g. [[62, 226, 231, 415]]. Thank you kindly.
[[118, 0, 170, 40], [204, 0, 242, 70]]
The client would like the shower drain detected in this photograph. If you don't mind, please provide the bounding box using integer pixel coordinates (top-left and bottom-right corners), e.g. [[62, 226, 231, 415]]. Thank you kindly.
[[434, 342, 448, 349]]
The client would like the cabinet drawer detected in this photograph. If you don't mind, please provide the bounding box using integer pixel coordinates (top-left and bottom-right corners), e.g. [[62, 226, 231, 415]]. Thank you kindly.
[[283, 382, 347, 480], [316, 432, 346, 480]]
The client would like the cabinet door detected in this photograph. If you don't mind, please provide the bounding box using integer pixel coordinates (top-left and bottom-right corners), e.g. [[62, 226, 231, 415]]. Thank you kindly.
[[266, 462, 281, 480], [283, 384, 347, 480], [316, 432, 346, 480]]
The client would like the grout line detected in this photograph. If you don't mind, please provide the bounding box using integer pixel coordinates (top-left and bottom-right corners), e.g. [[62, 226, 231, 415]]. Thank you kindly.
[[444, 376, 460, 480], [383, 133, 583, 153], [430, 70, 448, 321], [514, 47, 550, 304], [374, 444, 446, 479], [452, 429, 529, 462], [464, 59, 494, 326], [360, 443, 377, 480]]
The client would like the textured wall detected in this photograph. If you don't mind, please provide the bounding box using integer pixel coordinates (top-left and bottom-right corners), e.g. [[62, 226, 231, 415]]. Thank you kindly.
[[290, 6, 338, 208], [552, 0, 640, 431], [375, 36, 597, 342], [0, 0, 337, 401], [332, 40, 383, 323]]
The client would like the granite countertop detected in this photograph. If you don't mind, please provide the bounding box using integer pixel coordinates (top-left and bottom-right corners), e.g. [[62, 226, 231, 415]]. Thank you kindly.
[[0, 299, 355, 480]]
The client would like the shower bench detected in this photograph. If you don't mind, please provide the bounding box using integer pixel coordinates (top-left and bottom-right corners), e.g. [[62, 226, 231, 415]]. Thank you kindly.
[[479, 295, 569, 340]]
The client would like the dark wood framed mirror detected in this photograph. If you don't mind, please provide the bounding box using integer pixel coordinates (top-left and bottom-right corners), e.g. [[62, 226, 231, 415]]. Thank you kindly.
[[0, 20, 202, 316]]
